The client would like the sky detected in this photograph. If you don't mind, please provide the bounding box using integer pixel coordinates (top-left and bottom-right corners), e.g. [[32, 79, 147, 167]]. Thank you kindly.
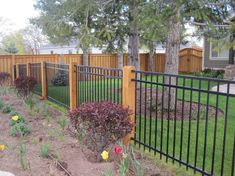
[[0, 0, 38, 32], [0, 0, 203, 47]]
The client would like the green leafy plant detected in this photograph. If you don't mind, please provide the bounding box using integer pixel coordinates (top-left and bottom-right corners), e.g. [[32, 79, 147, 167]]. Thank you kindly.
[[195, 69, 224, 79], [2, 105, 13, 113], [41, 102, 49, 117], [18, 142, 29, 170], [102, 169, 113, 176], [119, 157, 129, 176], [9, 110, 19, 117], [0, 99, 4, 110], [31, 137, 38, 145], [25, 96, 36, 111], [40, 143, 50, 158], [58, 116, 67, 130], [10, 122, 31, 137], [51, 70, 69, 86], [9, 115, 25, 126]]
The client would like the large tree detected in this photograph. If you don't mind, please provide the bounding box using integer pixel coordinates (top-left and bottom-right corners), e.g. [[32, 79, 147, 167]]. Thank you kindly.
[[22, 25, 46, 55], [144, 0, 233, 109], [33, 0, 100, 65], [1, 31, 26, 54]]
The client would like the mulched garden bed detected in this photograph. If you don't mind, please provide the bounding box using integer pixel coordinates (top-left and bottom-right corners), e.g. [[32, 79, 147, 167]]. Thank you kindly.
[[136, 88, 224, 120], [0, 89, 174, 176]]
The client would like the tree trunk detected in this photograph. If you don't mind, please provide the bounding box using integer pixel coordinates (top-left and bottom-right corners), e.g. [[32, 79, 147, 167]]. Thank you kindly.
[[148, 42, 156, 72], [128, 34, 140, 70], [117, 51, 123, 69], [83, 49, 89, 66], [127, 1, 140, 71], [163, 4, 180, 110], [229, 47, 234, 65]]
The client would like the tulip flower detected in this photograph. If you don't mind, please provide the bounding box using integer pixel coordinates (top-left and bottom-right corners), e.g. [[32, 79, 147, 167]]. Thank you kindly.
[[12, 115, 19, 121], [101, 150, 109, 160], [114, 146, 122, 154], [0, 144, 6, 151]]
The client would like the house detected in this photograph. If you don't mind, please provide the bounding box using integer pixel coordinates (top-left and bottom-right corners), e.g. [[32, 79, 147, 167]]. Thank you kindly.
[[203, 16, 235, 69], [39, 40, 103, 54]]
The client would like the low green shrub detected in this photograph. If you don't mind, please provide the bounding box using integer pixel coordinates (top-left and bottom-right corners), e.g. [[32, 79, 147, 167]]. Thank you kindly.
[[195, 69, 224, 79], [10, 122, 31, 137], [51, 70, 68, 86]]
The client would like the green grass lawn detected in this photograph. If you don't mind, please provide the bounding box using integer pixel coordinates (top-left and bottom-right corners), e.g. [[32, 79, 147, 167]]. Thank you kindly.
[[40, 75, 234, 176]]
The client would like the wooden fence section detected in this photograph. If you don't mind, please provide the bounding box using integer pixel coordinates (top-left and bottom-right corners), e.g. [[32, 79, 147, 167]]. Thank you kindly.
[[0, 48, 202, 77]]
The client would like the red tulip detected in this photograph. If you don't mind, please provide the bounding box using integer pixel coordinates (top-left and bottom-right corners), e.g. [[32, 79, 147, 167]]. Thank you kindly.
[[114, 146, 122, 154]]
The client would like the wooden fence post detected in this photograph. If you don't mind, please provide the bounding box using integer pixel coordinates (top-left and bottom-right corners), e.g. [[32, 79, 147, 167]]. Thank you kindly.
[[122, 66, 136, 145], [26, 63, 30, 76], [16, 63, 20, 78], [69, 62, 77, 110], [41, 62, 47, 98]]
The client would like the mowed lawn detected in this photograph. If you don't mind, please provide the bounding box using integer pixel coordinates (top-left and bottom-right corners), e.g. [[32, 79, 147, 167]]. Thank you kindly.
[[42, 76, 234, 176]]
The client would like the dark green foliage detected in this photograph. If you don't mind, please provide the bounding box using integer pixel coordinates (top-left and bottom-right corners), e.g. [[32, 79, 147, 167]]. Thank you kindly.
[[0, 99, 4, 110], [2, 105, 12, 113], [195, 69, 225, 79], [51, 71, 68, 86]]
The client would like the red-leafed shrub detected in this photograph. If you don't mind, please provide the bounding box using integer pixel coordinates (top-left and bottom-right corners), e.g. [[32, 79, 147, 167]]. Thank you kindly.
[[14, 76, 37, 98], [0, 72, 11, 86], [69, 101, 133, 156]]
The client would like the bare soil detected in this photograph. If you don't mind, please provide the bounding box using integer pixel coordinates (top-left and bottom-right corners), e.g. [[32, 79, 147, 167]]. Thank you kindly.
[[0, 91, 173, 176]]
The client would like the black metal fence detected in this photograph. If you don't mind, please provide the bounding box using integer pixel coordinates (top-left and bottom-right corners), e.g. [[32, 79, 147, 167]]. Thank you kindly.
[[76, 65, 122, 105], [18, 64, 27, 77], [132, 70, 235, 176], [29, 63, 42, 95], [45, 63, 70, 108]]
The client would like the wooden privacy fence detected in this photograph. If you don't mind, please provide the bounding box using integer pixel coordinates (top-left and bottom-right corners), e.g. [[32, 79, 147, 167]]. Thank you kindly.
[[1, 48, 202, 79]]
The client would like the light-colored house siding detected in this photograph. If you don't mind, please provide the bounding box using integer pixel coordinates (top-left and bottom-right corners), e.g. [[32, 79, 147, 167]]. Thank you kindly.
[[204, 37, 231, 69]]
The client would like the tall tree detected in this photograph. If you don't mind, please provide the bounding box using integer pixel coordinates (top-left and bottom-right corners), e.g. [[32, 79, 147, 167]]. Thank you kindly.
[[95, 1, 128, 69], [146, 0, 232, 109], [1, 31, 26, 54], [33, 0, 100, 65], [22, 25, 46, 54]]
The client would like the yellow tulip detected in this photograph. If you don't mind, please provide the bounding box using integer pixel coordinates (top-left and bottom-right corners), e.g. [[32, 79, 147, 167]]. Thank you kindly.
[[101, 150, 109, 160], [12, 115, 19, 121], [0, 144, 6, 151]]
